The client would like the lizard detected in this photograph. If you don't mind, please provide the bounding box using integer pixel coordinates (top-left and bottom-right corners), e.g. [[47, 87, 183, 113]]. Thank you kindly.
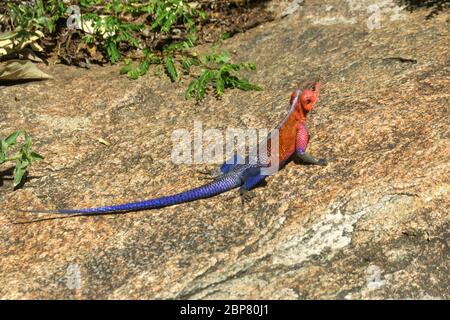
[[23, 82, 327, 215]]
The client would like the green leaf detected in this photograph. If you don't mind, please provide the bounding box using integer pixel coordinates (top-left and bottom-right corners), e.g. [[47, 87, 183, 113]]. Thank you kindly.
[[229, 77, 263, 91], [13, 165, 26, 186], [140, 59, 150, 75], [4, 131, 20, 146], [220, 63, 240, 73], [22, 132, 32, 152], [216, 75, 225, 96], [241, 62, 257, 71], [14, 155, 30, 186], [128, 68, 139, 80], [165, 56, 178, 81], [18, 156, 30, 169], [181, 57, 192, 72], [29, 151, 44, 161], [120, 64, 132, 74], [198, 11, 207, 20], [220, 32, 231, 40], [216, 50, 231, 64], [196, 70, 214, 100], [0, 31, 18, 41], [1, 140, 8, 155], [82, 35, 94, 44], [105, 40, 120, 64], [185, 79, 197, 99]]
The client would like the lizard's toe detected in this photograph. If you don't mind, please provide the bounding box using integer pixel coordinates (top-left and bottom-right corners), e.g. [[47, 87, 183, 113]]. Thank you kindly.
[[239, 188, 254, 206]]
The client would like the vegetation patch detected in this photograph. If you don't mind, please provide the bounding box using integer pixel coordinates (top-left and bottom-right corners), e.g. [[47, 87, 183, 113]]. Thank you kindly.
[[0, 131, 43, 188], [0, 0, 273, 100]]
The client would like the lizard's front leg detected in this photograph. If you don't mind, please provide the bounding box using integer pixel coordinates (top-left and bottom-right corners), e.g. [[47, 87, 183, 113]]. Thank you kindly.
[[296, 124, 327, 166], [297, 151, 327, 166]]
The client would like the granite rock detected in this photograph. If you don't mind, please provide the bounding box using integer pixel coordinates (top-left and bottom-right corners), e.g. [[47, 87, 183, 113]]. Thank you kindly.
[[0, 0, 448, 299]]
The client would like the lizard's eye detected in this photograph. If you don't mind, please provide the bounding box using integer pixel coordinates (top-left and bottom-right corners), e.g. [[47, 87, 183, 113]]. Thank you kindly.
[[306, 99, 311, 104]]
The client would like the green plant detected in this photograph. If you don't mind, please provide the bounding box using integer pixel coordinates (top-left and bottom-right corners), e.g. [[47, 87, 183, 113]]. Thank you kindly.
[[3, 0, 58, 48], [80, 0, 202, 64], [78, 1, 260, 100], [120, 48, 161, 79], [0, 131, 44, 187], [2, 0, 262, 101], [184, 50, 262, 100]]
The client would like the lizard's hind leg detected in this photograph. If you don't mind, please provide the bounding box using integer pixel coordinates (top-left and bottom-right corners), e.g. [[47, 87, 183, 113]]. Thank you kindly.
[[238, 167, 267, 205]]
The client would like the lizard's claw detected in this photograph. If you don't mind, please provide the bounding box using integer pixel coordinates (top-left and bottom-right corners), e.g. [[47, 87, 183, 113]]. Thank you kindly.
[[239, 188, 254, 206]]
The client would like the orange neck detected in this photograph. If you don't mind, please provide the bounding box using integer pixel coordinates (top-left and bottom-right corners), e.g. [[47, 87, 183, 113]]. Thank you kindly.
[[294, 101, 308, 124]]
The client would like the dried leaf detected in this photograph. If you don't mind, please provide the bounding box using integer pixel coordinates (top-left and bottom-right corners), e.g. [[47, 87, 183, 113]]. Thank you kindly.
[[97, 138, 110, 146], [0, 59, 53, 81]]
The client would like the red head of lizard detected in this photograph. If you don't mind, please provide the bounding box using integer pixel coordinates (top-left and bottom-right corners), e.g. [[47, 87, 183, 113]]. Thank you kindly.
[[299, 82, 320, 112], [289, 82, 321, 123]]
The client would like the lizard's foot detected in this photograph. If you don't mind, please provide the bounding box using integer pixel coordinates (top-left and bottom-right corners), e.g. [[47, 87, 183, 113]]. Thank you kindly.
[[239, 188, 254, 206], [225, 193, 239, 202]]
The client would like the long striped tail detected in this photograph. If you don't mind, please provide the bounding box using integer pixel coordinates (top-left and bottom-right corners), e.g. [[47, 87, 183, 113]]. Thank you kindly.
[[22, 174, 242, 215]]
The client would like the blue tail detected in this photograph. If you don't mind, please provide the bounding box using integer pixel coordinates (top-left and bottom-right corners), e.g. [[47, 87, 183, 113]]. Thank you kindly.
[[24, 175, 243, 215]]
